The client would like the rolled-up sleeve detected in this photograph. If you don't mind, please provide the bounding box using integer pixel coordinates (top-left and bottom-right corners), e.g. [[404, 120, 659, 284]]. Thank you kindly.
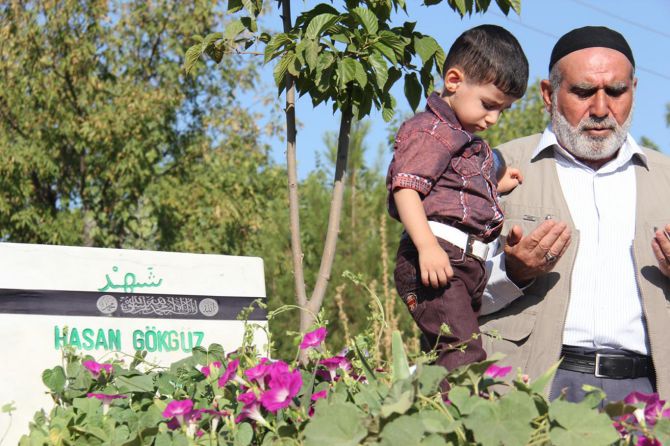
[[391, 130, 456, 196]]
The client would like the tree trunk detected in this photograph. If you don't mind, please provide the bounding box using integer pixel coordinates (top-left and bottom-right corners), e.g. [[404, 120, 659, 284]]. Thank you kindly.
[[281, 0, 308, 310]]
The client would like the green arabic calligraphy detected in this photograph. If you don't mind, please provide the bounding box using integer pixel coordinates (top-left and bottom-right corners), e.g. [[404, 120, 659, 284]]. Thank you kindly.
[[98, 266, 163, 293]]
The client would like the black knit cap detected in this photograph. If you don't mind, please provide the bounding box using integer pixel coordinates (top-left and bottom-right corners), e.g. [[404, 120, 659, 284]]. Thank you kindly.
[[549, 26, 635, 73]]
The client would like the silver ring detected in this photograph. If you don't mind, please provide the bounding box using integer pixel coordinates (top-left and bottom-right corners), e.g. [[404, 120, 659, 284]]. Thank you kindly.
[[544, 252, 558, 264]]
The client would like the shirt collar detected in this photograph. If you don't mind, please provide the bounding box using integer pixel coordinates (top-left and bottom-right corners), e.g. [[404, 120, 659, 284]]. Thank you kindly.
[[426, 92, 463, 130], [532, 126, 648, 170]]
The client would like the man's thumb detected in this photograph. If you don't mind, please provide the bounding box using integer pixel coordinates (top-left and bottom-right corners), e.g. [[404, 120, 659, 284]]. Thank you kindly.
[[506, 225, 523, 247]]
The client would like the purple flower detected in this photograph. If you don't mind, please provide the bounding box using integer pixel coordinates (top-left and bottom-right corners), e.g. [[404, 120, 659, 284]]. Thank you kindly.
[[484, 364, 512, 379], [311, 390, 327, 401], [299, 327, 327, 350], [82, 360, 113, 379], [201, 361, 222, 378], [260, 366, 302, 412], [218, 359, 240, 387]]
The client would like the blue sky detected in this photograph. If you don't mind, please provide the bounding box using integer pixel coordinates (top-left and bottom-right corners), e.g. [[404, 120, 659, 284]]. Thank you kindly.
[[252, 0, 670, 178]]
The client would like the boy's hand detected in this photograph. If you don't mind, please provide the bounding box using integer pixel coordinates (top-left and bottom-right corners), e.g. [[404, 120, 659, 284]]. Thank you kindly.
[[418, 242, 454, 288], [497, 167, 524, 194]]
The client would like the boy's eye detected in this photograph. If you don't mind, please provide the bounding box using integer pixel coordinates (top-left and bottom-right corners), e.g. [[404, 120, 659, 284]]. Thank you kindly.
[[482, 102, 497, 111]]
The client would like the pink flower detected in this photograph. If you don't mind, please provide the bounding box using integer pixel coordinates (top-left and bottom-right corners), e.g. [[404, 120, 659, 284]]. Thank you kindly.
[[624, 392, 670, 427], [218, 359, 240, 387], [236, 391, 265, 424], [636, 438, 661, 446], [201, 361, 222, 378], [163, 399, 195, 428], [318, 356, 351, 381], [299, 327, 327, 350], [260, 366, 302, 412], [311, 390, 327, 401], [245, 359, 270, 384], [484, 364, 512, 379], [86, 392, 126, 414], [82, 360, 113, 379]]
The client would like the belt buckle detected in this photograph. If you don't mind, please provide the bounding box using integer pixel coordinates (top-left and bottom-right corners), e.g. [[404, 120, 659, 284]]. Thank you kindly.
[[594, 353, 606, 378], [465, 234, 475, 257]]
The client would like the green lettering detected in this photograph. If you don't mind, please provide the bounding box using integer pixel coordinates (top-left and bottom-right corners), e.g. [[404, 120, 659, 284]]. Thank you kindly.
[[133, 330, 144, 350], [193, 331, 204, 348], [95, 329, 108, 350], [108, 329, 121, 351], [54, 326, 68, 350], [82, 328, 95, 350], [69, 328, 81, 349]]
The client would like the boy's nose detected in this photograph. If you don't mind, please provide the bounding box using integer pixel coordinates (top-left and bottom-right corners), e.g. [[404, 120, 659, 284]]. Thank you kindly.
[[485, 111, 500, 126]]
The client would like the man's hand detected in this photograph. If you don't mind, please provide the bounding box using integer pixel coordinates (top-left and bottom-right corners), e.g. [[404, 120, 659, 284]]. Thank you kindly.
[[418, 242, 454, 288], [504, 220, 572, 285], [652, 224, 670, 278]]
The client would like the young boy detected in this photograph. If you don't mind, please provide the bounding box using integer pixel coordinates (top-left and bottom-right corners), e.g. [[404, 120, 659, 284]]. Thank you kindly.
[[387, 24, 528, 373]]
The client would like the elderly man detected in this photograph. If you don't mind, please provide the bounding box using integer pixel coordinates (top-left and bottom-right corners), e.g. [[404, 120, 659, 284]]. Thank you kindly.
[[480, 26, 670, 403]]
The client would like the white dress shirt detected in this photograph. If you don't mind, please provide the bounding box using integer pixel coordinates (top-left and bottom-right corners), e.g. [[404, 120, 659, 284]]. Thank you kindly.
[[482, 127, 650, 354]]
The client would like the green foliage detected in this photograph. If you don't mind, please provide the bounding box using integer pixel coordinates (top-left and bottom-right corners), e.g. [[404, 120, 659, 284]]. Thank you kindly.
[[17, 314, 669, 445], [0, 0, 282, 253]]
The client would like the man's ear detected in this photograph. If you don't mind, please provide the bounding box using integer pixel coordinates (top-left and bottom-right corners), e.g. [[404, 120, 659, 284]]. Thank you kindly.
[[443, 67, 465, 93], [540, 79, 553, 113]]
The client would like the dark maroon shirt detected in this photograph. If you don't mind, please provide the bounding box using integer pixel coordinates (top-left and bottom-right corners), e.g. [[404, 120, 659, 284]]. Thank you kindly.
[[386, 92, 503, 243]]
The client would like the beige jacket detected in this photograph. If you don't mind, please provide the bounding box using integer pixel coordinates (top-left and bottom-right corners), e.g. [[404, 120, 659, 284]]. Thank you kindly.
[[480, 134, 670, 398]]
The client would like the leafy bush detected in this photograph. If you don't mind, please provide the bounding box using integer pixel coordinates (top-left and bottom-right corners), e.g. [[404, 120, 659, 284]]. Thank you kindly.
[[13, 299, 670, 445]]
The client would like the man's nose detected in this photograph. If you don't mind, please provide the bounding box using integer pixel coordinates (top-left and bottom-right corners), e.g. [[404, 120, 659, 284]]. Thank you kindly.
[[590, 90, 609, 118]]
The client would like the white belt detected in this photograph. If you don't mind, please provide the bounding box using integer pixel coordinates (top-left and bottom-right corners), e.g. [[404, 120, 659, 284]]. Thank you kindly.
[[427, 221, 489, 261]]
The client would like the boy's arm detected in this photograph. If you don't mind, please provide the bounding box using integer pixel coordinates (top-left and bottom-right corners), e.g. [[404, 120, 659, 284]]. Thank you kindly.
[[393, 188, 453, 288]]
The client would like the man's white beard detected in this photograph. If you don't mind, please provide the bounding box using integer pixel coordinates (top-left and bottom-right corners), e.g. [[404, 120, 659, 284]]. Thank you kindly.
[[551, 100, 633, 161]]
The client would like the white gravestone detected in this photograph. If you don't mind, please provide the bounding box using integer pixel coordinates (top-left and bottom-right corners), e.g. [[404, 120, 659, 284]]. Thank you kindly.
[[0, 242, 267, 444]]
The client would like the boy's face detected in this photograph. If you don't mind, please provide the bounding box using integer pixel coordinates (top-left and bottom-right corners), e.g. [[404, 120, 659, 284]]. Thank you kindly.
[[443, 69, 517, 133]]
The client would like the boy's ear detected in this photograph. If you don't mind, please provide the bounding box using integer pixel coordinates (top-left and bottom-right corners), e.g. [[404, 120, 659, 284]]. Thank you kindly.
[[443, 67, 465, 93]]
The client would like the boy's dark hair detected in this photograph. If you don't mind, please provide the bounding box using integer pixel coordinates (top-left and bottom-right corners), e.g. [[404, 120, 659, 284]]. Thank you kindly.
[[443, 24, 529, 98]]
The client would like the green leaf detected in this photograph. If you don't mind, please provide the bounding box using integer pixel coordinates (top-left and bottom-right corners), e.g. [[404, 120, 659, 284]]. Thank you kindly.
[[234, 422, 254, 446], [379, 413, 425, 446], [453, 0, 467, 16], [354, 338, 378, 384], [654, 418, 670, 445], [73, 397, 102, 417], [183, 43, 204, 75], [304, 402, 367, 446], [413, 35, 440, 64], [273, 52, 295, 87], [378, 31, 408, 59], [420, 434, 449, 446], [350, 7, 378, 34], [463, 392, 538, 446], [264, 33, 292, 64], [381, 379, 414, 417], [227, 0, 243, 13], [305, 13, 339, 40], [368, 51, 389, 90], [374, 41, 397, 64], [338, 57, 357, 88], [529, 360, 560, 395], [381, 94, 396, 122], [548, 399, 619, 446], [115, 374, 155, 393], [416, 363, 447, 396], [1, 402, 15, 413], [223, 21, 245, 40], [303, 39, 321, 70], [42, 366, 66, 393], [353, 60, 367, 88], [420, 410, 460, 434], [404, 72, 422, 112], [391, 330, 410, 382]]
